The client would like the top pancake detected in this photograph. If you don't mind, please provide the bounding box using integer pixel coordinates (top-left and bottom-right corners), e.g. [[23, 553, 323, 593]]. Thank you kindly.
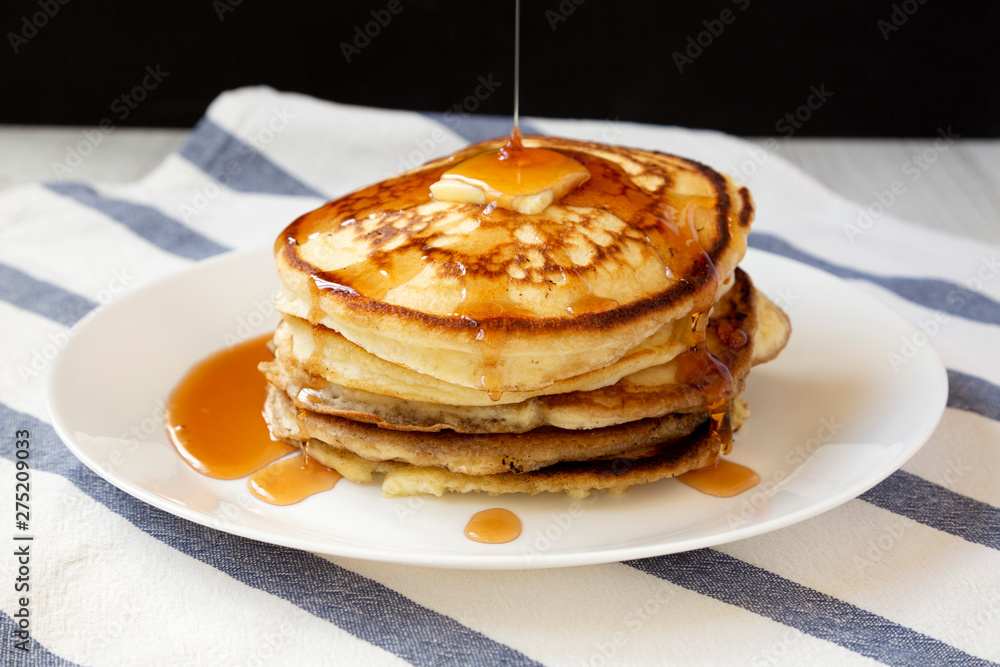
[[274, 136, 754, 394]]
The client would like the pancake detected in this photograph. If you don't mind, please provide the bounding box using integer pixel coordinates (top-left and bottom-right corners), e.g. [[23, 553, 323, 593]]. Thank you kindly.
[[274, 136, 754, 395], [262, 135, 790, 498], [261, 269, 789, 433], [271, 298, 696, 406], [307, 420, 723, 500], [264, 384, 711, 476], [273, 398, 751, 499]]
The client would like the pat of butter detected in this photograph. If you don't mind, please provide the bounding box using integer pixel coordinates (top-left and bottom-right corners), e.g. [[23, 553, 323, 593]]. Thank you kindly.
[[430, 147, 590, 215]]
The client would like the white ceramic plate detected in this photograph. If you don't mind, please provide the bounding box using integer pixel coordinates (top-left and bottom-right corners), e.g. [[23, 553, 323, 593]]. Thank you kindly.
[[47, 247, 947, 569]]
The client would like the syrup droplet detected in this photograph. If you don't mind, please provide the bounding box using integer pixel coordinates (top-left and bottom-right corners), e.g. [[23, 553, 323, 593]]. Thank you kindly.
[[567, 294, 620, 315], [504, 125, 524, 155], [677, 459, 760, 497], [165, 333, 296, 480], [465, 508, 522, 543], [716, 319, 749, 349], [248, 453, 342, 505], [711, 406, 734, 456]]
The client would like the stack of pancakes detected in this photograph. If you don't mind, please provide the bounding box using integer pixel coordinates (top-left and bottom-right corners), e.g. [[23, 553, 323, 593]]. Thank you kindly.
[[261, 136, 791, 498]]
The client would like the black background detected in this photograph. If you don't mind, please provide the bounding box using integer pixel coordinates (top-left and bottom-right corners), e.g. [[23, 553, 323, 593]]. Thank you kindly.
[[2, 0, 997, 137]]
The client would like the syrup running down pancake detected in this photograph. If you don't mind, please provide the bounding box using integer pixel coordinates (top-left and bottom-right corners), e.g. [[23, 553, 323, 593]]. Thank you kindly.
[[262, 135, 790, 498]]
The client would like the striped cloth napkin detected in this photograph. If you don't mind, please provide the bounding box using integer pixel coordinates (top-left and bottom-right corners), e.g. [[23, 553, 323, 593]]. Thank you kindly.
[[1, 86, 998, 666]]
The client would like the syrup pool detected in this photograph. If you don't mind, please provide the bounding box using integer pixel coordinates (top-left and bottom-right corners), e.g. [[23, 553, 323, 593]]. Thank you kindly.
[[465, 508, 522, 544], [164, 333, 340, 505], [677, 459, 760, 498]]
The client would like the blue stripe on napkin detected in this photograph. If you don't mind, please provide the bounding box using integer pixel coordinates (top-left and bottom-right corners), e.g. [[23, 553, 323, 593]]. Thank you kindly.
[[0, 402, 541, 667], [420, 112, 545, 144], [749, 233, 1000, 326], [861, 471, 1000, 551], [46, 183, 230, 261], [625, 550, 996, 667], [178, 118, 326, 199], [0, 611, 78, 666], [0, 262, 97, 328], [947, 369, 1000, 422]]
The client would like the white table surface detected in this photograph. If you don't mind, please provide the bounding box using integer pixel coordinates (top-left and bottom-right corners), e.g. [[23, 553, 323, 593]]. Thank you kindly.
[[1, 125, 997, 246]]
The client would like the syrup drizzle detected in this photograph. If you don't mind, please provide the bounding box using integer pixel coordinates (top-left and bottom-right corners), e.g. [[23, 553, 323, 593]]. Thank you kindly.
[[673, 313, 735, 455], [465, 508, 522, 543], [512, 0, 521, 141], [451, 288, 536, 401], [499, 41, 523, 158], [557, 153, 736, 452]]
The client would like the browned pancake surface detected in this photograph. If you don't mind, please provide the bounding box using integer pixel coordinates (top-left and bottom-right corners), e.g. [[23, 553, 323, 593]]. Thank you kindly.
[[274, 136, 754, 393]]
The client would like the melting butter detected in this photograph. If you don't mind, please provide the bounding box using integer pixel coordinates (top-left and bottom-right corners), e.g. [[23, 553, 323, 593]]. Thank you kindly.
[[430, 146, 589, 215]]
